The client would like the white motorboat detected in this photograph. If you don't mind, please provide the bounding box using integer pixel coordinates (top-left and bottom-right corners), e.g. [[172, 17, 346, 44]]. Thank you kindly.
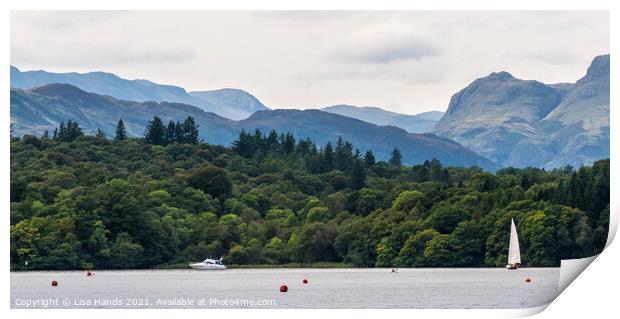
[[505, 218, 521, 270], [189, 257, 226, 270]]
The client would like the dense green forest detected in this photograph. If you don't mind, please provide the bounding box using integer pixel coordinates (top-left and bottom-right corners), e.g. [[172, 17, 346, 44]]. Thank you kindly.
[[10, 117, 609, 270]]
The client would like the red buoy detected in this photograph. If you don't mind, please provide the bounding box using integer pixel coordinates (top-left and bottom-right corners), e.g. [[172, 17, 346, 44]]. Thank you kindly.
[[86, 271, 92, 277], [302, 278, 308, 284], [51, 280, 58, 287], [279, 284, 288, 292]]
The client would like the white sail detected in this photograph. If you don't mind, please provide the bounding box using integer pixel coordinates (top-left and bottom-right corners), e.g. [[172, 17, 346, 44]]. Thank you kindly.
[[507, 218, 521, 266]]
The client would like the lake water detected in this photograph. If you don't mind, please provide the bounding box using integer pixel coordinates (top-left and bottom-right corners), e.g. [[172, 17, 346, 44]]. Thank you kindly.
[[11, 268, 560, 309]]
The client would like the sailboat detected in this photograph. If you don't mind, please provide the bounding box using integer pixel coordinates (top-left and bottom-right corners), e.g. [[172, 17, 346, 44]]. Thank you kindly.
[[505, 218, 521, 270]]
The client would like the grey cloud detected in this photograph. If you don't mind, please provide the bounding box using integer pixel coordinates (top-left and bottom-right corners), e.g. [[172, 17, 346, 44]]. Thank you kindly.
[[352, 37, 440, 63], [330, 24, 442, 64], [12, 11, 195, 68], [109, 48, 195, 64], [254, 11, 359, 21], [12, 45, 195, 67], [301, 57, 447, 85], [13, 11, 117, 30], [523, 50, 580, 66], [505, 48, 581, 66], [10, 11, 609, 114]]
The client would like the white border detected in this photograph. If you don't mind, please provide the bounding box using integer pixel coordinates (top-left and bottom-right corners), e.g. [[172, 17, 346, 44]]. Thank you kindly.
[[2, 1, 617, 318]]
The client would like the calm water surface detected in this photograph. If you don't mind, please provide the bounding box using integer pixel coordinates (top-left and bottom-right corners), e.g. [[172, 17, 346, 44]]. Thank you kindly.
[[11, 268, 560, 309]]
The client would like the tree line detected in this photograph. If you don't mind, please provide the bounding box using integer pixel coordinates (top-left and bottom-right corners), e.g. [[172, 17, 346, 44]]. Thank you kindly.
[[10, 119, 609, 270], [233, 129, 403, 176], [33, 116, 199, 146]]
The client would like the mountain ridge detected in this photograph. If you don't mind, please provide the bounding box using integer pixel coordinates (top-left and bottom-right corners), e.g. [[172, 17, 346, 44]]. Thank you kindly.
[[10, 84, 238, 145], [11, 66, 443, 131], [10, 66, 267, 120], [189, 88, 269, 120], [11, 54, 609, 170], [434, 54, 609, 168], [322, 104, 444, 133], [10, 83, 496, 170]]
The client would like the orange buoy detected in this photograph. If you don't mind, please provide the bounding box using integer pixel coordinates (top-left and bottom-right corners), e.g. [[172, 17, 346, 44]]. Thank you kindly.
[[279, 284, 288, 292], [51, 280, 58, 287], [525, 277, 531, 283], [302, 278, 308, 284]]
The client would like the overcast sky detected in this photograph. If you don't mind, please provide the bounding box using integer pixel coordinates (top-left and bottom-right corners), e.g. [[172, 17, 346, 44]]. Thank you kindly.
[[11, 11, 609, 115]]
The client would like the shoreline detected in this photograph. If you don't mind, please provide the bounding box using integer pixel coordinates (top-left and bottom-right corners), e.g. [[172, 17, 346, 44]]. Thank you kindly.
[[10, 265, 561, 272]]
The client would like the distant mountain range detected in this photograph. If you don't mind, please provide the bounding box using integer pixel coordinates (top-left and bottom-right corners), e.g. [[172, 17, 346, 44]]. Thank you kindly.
[[10, 83, 495, 170], [10, 54, 609, 170], [434, 54, 609, 169], [322, 105, 444, 133], [10, 83, 238, 145], [10, 66, 269, 120], [10, 65, 440, 133]]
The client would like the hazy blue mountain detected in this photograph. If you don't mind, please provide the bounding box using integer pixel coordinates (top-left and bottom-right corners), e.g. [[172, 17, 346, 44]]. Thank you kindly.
[[322, 104, 444, 133], [10, 66, 267, 120], [536, 54, 610, 168], [10, 83, 237, 145], [237, 109, 496, 170], [434, 54, 609, 168], [11, 84, 496, 170], [433, 71, 560, 165], [10, 66, 203, 105], [190, 88, 269, 120]]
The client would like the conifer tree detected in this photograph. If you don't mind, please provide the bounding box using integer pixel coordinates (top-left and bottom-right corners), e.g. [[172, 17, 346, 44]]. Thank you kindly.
[[232, 130, 255, 158], [144, 116, 166, 146], [389, 147, 402, 167], [115, 119, 127, 141], [165, 120, 177, 144], [364, 150, 376, 167], [351, 161, 367, 190], [57, 122, 66, 141], [181, 116, 199, 144], [174, 122, 184, 143], [56, 120, 83, 142], [323, 142, 334, 171], [282, 133, 296, 154], [334, 137, 353, 171], [266, 130, 279, 152]]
